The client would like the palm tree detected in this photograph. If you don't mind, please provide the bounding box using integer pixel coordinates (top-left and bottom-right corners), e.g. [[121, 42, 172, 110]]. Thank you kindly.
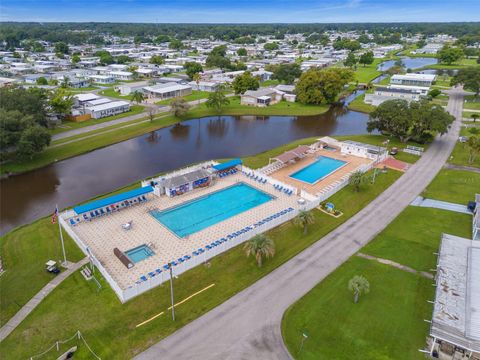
[[348, 275, 370, 303], [131, 90, 145, 104], [244, 234, 275, 267], [205, 85, 230, 113], [192, 73, 202, 105], [60, 76, 70, 89], [293, 210, 315, 235], [170, 98, 190, 117], [471, 114, 479, 123], [349, 170, 368, 192]]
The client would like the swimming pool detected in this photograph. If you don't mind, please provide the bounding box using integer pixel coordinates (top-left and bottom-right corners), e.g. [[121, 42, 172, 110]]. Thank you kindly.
[[125, 244, 155, 263], [290, 156, 347, 185], [150, 183, 273, 237]]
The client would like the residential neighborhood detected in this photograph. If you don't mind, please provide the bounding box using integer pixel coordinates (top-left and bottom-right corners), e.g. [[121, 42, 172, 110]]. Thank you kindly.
[[0, 9, 480, 360]]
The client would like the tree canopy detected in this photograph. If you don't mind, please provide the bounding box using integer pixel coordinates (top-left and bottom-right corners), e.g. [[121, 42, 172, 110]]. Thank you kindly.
[[295, 68, 354, 105], [358, 51, 374, 67], [368, 99, 454, 143], [263, 42, 279, 51], [149, 55, 165, 65], [232, 72, 260, 95], [267, 63, 302, 84], [184, 61, 203, 80], [451, 67, 480, 96], [437, 45, 464, 65]]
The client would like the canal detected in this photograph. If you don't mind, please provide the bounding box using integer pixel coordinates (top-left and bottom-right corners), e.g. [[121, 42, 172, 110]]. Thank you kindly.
[[0, 96, 373, 234]]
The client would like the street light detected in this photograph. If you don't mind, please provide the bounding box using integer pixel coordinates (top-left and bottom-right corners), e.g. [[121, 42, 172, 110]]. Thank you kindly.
[[168, 262, 175, 321]]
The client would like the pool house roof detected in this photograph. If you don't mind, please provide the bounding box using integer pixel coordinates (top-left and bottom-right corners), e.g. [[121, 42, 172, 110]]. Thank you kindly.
[[73, 186, 153, 214], [430, 234, 480, 353], [213, 158, 242, 172], [163, 169, 211, 189], [275, 145, 310, 164]]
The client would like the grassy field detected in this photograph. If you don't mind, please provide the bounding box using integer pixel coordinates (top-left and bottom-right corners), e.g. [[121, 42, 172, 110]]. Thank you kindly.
[[347, 94, 376, 114], [156, 90, 211, 105], [98, 88, 134, 101], [0, 168, 402, 359], [282, 204, 471, 360], [423, 58, 479, 70], [50, 105, 145, 135], [449, 126, 480, 168], [464, 95, 480, 110], [0, 218, 85, 326], [282, 256, 433, 360], [362, 207, 471, 271], [353, 59, 383, 83], [422, 168, 480, 204]]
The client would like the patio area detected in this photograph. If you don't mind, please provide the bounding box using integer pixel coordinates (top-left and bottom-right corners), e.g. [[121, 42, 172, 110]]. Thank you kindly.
[[68, 174, 300, 290]]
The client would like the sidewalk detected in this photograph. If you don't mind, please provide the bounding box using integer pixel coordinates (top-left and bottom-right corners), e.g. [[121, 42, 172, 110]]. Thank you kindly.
[[0, 257, 89, 342], [410, 196, 471, 214]]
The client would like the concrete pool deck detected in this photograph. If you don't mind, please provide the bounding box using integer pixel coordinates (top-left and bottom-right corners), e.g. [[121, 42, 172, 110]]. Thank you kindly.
[[269, 149, 372, 196], [69, 174, 300, 290]]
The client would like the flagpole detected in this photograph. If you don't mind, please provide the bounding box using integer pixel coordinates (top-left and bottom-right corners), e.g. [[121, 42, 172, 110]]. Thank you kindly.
[[57, 205, 67, 266]]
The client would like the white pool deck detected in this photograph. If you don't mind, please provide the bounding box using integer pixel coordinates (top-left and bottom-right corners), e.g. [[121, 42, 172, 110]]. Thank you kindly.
[[68, 174, 300, 290]]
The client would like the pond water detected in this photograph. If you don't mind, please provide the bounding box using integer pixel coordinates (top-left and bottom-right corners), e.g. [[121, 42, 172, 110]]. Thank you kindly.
[[377, 57, 438, 72], [0, 101, 373, 234]]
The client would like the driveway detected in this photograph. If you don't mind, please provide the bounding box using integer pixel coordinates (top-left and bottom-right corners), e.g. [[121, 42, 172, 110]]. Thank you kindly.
[[134, 87, 465, 360]]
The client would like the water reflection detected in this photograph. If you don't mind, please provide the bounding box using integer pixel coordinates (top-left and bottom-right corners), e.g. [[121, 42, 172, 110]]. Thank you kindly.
[[1, 108, 373, 234]]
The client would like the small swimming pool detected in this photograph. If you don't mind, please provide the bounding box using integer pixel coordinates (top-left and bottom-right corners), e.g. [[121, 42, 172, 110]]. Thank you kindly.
[[125, 244, 154, 263], [150, 182, 273, 237], [290, 156, 347, 185]]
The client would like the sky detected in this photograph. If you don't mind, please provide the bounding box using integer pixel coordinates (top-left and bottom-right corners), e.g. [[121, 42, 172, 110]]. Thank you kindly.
[[0, 0, 479, 23]]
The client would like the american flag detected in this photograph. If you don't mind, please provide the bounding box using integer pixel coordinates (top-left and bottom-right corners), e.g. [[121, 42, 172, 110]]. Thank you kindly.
[[52, 205, 58, 224]]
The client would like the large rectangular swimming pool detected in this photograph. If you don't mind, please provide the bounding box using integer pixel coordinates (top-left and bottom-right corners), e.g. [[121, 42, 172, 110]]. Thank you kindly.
[[290, 156, 347, 185], [150, 183, 273, 237]]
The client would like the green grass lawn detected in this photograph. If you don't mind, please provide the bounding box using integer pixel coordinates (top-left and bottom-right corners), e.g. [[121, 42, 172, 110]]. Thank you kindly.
[[0, 218, 85, 326], [432, 76, 452, 89], [282, 197, 472, 360], [422, 168, 480, 204], [449, 126, 480, 168], [261, 79, 281, 87], [464, 95, 480, 110], [362, 206, 471, 271], [353, 59, 383, 83], [98, 88, 134, 101], [156, 91, 211, 105], [50, 105, 145, 136], [64, 86, 99, 93], [424, 58, 479, 70], [282, 256, 433, 360], [0, 168, 402, 359], [347, 94, 376, 114]]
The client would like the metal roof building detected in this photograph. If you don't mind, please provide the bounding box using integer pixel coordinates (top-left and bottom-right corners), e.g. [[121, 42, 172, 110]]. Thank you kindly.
[[429, 234, 480, 355]]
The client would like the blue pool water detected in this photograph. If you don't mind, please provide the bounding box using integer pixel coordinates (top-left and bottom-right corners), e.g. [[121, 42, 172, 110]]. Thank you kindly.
[[150, 183, 273, 237], [125, 244, 154, 263], [290, 156, 347, 184]]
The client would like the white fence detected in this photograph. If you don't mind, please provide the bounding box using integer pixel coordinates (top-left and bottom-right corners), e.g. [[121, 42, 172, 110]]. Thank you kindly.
[[257, 161, 286, 175]]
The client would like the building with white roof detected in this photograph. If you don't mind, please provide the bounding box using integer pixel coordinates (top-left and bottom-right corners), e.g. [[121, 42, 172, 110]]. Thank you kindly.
[[390, 73, 436, 87], [85, 100, 130, 119], [142, 82, 192, 100], [428, 234, 480, 357]]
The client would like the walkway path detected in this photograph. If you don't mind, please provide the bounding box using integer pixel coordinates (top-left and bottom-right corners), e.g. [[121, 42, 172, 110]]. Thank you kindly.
[[444, 163, 480, 174], [410, 196, 471, 214], [0, 257, 89, 342], [134, 87, 465, 360], [356, 253, 434, 279], [51, 97, 212, 142]]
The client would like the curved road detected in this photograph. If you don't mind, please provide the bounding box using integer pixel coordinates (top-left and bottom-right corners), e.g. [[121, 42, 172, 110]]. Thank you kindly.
[[134, 88, 465, 360]]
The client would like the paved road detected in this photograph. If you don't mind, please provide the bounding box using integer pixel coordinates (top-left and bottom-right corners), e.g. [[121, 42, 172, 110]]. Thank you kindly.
[[134, 87, 465, 360]]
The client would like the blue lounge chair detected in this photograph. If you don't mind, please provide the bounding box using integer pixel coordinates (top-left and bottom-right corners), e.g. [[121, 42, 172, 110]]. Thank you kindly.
[[106, 207, 111, 213], [163, 265, 170, 270], [83, 214, 89, 221], [193, 251, 199, 256], [206, 245, 212, 250], [149, 272, 156, 278], [95, 210, 100, 217], [100, 209, 105, 215], [184, 255, 191, 260], [69, 218, 76, 226], [178, 258, 184, 263], [142, 195, 147, 201], [155, 269, 162, 275], [90, 211, 96, 218], [171, 261, 178, 266], [140, 275, 148, 281]]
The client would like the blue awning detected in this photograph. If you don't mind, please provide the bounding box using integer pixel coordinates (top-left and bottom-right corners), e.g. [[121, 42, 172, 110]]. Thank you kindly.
[[213, 158, 242, 171], [73, 186, 153, 214]]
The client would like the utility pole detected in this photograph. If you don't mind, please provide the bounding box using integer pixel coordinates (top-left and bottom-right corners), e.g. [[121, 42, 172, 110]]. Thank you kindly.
[[169, 263, 175, 321]]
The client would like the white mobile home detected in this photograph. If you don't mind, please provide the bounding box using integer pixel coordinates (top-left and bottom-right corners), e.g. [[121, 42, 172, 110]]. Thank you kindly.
[[86, 101, 130, 119]]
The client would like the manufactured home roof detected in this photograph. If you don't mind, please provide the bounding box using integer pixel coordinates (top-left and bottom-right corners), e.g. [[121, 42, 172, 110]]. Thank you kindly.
[[87, 100, 129, 112], [430, 234, 480, 353]]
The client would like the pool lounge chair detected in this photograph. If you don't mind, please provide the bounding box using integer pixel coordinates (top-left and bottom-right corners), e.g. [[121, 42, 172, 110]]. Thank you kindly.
[[69, 218, 76, 226], [149, 272, 156, 278], [100, 209, 105, 215], [83, 214, 89, 221], [106, 207, 111, 213], [163, 265, 170, 270], [155, 269, 162, 275], [140, 275, 148, 282], [95, 210, 100, 217], [90, 211, 96, 218]]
